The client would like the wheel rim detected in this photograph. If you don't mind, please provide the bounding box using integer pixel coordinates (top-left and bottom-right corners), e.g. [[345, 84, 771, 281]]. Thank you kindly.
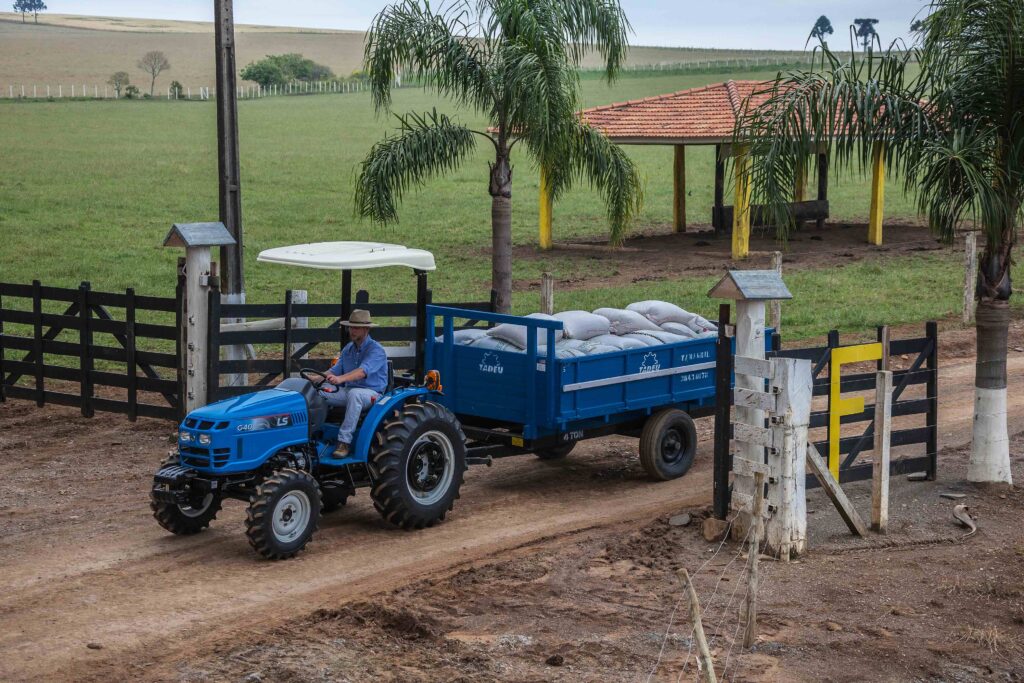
[[179, 493, 214, 518], [272, 490, 312, 544], [660, 427, 685, 465], [406, 430, 455, 506]]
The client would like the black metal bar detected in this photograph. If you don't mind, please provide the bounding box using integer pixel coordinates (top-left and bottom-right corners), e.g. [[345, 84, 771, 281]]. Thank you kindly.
[[175, 256, 186, 419], [341, 269, 352, 349], [32, 280, 44, 407], [78, 282, 94, 418], [925, 321, 938, 479], [207, 281, 222, 406], [415, 271, 428, 383], [126, 287, 138, 422], [713, 303, 732, 520], [283, 290, 294, 380]]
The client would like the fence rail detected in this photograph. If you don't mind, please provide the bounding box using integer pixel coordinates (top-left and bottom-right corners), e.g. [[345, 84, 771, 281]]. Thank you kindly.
[[0, 280, 181, 421]]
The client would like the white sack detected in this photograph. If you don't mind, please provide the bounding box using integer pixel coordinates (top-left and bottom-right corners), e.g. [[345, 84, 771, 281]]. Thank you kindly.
[[486, 312, 563, 349], [659, 322, 698, 339], [553, 310, 611, 340], [574, 340, 620, 356], [690, 315, 718, 333], [622, 333, 663, 347], [592, 307, 662, 335], [588, 334, 648, 350], [471, 336, 526, 352], [435, 328, 489, 345], [630, 329, 693, 345], [627, 300, 701, 327]]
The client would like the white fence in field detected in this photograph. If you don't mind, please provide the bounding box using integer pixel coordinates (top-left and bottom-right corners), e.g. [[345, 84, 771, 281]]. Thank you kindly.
[[0, 78, 403, 101]]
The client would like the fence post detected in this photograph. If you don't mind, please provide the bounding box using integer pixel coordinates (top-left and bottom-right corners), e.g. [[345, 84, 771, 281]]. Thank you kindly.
[[124, 287, 138, 421], [926, 321, 938, 479], [871, 370, 893, 532], [78, 282, 94, 417], [291, 289, 308, 367], [713, 303, 732, 520], [769, 251, 782, 332], [824, 329, 840, 473], [283, 290, 294, 379], [32, 280, 44, 407], [183, 246, 213, 412], [175, 257, 186, 419], [206, 273, 221, 406], [0, 285, 5, 402], [678, 569, 718, 683], [765, 357, 811, 561], [742, 470, 765, 648], [540, 272, 554, 315], [963, 232, 977, 324]]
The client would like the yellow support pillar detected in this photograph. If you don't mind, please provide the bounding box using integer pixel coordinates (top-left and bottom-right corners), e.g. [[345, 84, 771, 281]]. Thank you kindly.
[[539, 167, 553, 250], [673, 145, 686, 232], [868, 142, 885, 246], [732, 146, 752, 259]]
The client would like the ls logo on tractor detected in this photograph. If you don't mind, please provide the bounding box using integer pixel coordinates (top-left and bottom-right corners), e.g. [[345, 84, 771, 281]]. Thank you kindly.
[[639, 352, 661, 374], [237, 414, 292, 432], [479, 352, 504, 375]]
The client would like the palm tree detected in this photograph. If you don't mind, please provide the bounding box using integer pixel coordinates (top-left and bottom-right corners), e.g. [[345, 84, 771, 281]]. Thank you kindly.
[[355, 0, 643, 312], [737, 0, 1021, 483]]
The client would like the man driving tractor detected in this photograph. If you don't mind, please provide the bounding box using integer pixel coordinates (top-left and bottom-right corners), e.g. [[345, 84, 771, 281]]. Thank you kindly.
[[321, 309, 388, 457]]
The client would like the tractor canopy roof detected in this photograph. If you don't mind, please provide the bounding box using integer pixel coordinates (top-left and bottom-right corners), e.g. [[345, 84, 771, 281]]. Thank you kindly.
[[257, 241, 436, 272]]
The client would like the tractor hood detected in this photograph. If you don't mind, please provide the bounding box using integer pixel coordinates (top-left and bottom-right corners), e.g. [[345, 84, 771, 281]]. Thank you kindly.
[[189, 388, 305, 422]]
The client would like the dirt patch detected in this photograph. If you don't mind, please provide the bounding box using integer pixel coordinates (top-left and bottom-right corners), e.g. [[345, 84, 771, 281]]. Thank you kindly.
[[170, 439, 1024, 683], [508, 220, 951, 293]]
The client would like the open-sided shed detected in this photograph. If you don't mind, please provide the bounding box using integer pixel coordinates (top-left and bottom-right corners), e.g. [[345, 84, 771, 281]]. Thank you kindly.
[[539, 80, 889, 258]]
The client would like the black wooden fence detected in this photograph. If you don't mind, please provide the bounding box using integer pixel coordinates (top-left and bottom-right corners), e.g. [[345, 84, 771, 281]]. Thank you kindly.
[[207, 287, 496, 403], [0, 280, 182, 420], [769, 321, 939, 486]]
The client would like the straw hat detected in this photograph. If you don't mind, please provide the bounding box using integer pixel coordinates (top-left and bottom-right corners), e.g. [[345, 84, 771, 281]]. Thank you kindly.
[[340, 309, 377, 328]]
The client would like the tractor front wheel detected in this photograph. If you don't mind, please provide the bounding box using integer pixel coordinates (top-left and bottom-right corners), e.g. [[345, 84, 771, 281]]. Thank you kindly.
[[370, 401, 466, 529], [151, 455, 222, 535], [245, 468, 321, 560]]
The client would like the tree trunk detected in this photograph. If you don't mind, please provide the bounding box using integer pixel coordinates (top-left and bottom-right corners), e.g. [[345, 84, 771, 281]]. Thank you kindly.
[[969, 296, 1012, 484], [150, 75, 156, 96], [489, 150, 513, 313]]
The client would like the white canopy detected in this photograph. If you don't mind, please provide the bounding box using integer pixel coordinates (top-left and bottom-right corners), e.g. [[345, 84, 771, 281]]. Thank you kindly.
[[257, 241, 436, 272]]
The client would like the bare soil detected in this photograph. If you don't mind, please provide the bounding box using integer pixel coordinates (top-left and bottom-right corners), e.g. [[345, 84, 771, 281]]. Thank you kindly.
[[1, 321, 1023, 682], [512, 220, 949, 293]]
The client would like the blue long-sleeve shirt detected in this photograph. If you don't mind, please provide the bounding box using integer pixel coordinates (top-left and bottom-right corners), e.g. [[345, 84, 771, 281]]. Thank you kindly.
[[328, 335, 389, 393]]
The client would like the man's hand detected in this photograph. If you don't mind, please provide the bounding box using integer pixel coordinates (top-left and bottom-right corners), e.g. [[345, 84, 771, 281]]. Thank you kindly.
[[325, 373, 344, 386]]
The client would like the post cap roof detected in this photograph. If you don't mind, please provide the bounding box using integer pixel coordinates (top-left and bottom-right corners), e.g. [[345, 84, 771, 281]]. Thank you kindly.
[[163, 222, 236, 248], [708, 270, 793, 300]]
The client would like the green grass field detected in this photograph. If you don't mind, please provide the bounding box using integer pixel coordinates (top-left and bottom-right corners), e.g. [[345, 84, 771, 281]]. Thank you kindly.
[[0, 67, 1014, 340]]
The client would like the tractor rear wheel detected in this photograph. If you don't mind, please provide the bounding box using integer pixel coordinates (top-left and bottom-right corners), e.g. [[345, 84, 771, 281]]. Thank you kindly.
[[369, 401, 466, 529], [245, 468, 321, 560], [639, 409, 697, 481], [151, 455, 222, 535], [535, 442, 576, 460]]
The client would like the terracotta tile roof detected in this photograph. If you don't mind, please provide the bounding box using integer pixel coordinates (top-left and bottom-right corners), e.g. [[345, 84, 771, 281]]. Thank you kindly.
[[580, 80, 771, 144]]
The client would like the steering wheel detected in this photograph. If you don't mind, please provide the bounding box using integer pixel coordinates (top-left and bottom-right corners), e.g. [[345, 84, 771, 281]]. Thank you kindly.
[[300, 368, 338, 393]]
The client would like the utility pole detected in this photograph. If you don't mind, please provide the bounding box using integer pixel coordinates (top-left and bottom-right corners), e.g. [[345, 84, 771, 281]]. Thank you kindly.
[[214, 0, 244, 298], [214, 0, 247, 386]]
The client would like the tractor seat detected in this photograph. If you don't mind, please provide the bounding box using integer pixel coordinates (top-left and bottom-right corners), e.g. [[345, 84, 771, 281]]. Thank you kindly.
[[324, 361, 395, 423]]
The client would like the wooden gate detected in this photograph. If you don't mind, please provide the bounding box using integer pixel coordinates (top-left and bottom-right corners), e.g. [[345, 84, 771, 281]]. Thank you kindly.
[[0, 280, 182, 420]]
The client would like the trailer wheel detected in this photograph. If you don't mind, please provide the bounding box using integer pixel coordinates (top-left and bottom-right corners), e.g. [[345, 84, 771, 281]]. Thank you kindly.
[[370, 401, 466, 530], [640, 409, 697, 481], [245, 468, 321, 560], [535, 442, 576, 460], [150, 455, 222, 535]]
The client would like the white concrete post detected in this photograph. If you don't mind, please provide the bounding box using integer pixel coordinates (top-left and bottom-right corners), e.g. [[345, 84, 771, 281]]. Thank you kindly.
[[765, 357, 811, 559], [290, 290, 308, 375], [184, 247, 213, 413], [732, 298, 766, 531]]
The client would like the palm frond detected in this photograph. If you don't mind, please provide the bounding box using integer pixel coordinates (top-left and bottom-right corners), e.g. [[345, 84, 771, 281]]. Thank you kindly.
[[355, 110, 478, 223]]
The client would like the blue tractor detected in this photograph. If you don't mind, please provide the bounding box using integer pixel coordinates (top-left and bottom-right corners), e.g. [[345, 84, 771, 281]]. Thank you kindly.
[[151, 243, 467, 559]]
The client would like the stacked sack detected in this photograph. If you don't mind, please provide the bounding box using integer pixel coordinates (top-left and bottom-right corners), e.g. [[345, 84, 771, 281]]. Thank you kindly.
[[439, 301, 717, 357]]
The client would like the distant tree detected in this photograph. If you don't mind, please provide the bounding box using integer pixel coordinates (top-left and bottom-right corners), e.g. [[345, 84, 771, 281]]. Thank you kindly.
[[124, 85, 140, 99], [910, 19, 926, 33], [107, 71, 130, 98], [240, 59, 287, 88], [169, 80, 184, 99], [853, 17, 880, 50], [26, 0, 45, 23], [138, 51, 171, 96], [809, 15, 834, 43], [240, 53, 334, 87]]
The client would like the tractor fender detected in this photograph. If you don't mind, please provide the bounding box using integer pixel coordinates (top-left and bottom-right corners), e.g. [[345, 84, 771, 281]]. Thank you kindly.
[[322, 387, 434, 466]]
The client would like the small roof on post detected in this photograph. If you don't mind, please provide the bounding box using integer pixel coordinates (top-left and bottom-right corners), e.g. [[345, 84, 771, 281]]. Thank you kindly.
[[708, 270, 793, 301], [163, 222, 236, 248]]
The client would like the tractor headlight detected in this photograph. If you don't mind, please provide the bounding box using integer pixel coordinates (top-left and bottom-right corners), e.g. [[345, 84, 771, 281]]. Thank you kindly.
[[179, 430, 192, 442], [198, 434, 212, 445]]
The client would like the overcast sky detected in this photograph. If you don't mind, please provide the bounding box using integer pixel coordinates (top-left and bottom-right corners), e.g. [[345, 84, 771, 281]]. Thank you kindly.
[[48, 1, 926, 50]]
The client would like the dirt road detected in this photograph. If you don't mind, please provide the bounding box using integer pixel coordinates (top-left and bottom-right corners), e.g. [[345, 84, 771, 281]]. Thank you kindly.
[[1, 343, 1023, 682]]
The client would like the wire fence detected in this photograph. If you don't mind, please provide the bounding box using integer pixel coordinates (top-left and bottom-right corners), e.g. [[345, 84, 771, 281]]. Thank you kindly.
[[0, 78, 411, 101]]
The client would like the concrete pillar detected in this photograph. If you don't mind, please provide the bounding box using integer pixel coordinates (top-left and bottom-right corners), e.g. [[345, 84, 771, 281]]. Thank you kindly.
[[732, 146, 752, 259], [868, 142, 886, 245], [539, 167, 553, 250]]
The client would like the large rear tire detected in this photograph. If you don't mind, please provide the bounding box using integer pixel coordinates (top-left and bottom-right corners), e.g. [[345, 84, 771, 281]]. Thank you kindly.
[[370, 401, 466, 529], [639, 409, 697, 481], [151, 455, 222, 535], [245, 468, 321, 560]]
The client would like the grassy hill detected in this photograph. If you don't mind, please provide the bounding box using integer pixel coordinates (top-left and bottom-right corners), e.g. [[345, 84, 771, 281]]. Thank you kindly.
[[0, 12, 817, 92]]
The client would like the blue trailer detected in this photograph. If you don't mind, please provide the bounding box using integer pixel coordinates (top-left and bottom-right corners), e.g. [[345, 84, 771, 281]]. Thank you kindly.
[[150, 242, 730, 559]]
